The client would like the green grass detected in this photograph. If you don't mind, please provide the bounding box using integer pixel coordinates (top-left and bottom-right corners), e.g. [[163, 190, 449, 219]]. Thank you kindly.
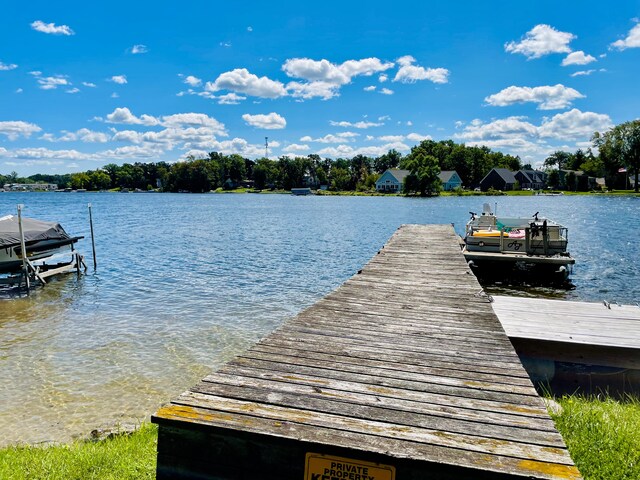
[[549, 395, 640, 480], [0, 423, 157, 480]]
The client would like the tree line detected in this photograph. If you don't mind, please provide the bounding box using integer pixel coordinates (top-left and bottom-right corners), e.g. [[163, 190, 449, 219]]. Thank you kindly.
[[3, 120, 638, 193], [542, 119, 640, 192], [1, 140, 522, 194]]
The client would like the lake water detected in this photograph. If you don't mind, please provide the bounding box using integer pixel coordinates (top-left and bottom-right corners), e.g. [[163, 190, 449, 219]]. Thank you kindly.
[[1, 192, 639, 446]]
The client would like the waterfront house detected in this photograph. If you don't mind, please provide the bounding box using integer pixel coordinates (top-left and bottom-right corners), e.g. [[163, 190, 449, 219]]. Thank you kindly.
[[375, 169, 410, 193], [515, 170, 546, 190], [479, 168, 517, 191], [439, 170, 462, 191]]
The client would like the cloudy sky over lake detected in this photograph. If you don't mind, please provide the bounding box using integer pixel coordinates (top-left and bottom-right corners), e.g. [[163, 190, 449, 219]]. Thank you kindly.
[[1, 1, 639, 175]]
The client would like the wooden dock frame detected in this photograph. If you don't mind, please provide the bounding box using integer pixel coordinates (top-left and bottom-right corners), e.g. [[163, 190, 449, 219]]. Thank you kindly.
[[152, 225, 581, 480]]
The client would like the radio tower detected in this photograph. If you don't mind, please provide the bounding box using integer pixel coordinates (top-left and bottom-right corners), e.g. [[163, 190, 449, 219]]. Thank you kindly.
[[265, 137, 269, 158]]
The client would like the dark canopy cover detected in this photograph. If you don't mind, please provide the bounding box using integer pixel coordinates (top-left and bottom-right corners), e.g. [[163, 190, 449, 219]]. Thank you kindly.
[[0, 215, 71, 248]]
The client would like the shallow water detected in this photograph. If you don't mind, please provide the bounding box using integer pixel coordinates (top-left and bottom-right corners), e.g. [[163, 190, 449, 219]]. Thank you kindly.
[[0, 192, 638, 445]]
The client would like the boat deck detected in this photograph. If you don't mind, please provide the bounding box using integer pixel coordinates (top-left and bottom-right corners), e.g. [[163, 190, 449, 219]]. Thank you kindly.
[[152, 224, 581, 480]]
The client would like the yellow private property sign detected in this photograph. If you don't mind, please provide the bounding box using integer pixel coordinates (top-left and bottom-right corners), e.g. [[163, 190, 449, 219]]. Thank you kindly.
[[305, 453, 396, 480]]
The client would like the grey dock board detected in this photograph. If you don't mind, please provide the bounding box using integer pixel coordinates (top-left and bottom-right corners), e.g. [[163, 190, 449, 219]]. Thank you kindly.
[[492, 295, 640, 370], [153, 224, 581, 480]]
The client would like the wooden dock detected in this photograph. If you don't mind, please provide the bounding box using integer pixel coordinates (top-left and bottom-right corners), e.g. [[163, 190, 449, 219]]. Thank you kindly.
[[492, 295, 640, 395], [152, 225, 581, 480]]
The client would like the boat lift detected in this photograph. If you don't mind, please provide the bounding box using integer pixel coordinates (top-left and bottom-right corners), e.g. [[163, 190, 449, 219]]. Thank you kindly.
[[0, 204, 95, 291]]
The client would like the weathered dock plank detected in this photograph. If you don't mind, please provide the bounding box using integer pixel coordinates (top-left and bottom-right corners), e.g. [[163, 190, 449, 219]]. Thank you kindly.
[[153, 224, 580, 480]]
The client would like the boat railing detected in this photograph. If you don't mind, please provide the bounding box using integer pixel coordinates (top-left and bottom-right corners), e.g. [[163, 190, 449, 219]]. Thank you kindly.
[[494, 226, 568, 256]]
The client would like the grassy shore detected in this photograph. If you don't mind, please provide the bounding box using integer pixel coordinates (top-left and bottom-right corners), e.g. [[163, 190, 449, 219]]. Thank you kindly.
[[1, 395, 638, 479], [0, 423, 157, 480], [550, 395, 640, 480]]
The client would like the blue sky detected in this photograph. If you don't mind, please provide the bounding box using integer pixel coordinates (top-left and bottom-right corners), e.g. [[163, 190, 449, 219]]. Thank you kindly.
[[1, 1, 639, 176]]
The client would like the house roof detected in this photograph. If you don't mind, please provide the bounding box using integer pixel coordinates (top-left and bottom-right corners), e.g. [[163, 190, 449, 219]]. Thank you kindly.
[[385, 169, 411, 183], [482, 168, 517, 184], [439, 170, 459, 183]]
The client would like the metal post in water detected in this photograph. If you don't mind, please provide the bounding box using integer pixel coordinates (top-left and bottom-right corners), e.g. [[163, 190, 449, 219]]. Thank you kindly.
[[88, 203, 97, 270], [17, 204, 30, 291]]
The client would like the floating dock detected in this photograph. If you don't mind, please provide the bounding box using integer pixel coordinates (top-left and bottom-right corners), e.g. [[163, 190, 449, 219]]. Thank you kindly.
[[492, 295, 640, 395], [152, 225, 580, 480]]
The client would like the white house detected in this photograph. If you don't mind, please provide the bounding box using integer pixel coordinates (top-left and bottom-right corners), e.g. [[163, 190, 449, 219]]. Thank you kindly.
[[375, 169, 410, 193]]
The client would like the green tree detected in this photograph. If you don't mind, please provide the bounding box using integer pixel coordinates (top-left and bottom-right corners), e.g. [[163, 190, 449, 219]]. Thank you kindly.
[[89, 170, 112, 190], [70, 172, 91, 189], [593, 120, 640, 192], [330, 167, 351, 191], [401, 142, 441, 196], [547, 170, 560, 189], [544, 151, 572, 171], [253, 158, 279, 189], [374, 149, 402, 173]]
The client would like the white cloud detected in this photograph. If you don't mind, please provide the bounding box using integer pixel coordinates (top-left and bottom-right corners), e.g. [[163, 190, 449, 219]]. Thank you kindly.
[[105, 107, 160, 126], [393, 56, 449, 84], [161, 113, 226, 133], [283, 144, 310, 153], [247, 26, 253, 32], [130, 44, 148, 54], [570, 70, 596, 77], [217, 92, 246, 104], [456, 109, 613, 162], [287, 81, 339, 100], [329, 120, 383, 129], [611, 22, 640, 50], [561, 51, 596, 66], [30, 20, 74, 36], [32, 73, 69, 90], [406, 132, 431, 142], [379, 74, 388, 83], [82, 82, 96, 87], [242, 112, 286, 130], [378, 135, 405, 142], [111, 92, 119, 98], [458, 116, 540, 141], [538, 109, 613, 140], [316, 142, 411, 158], [41, 128, 109, 143], [301, 132, 359, 143], [3, 147, 85, 160], [380, 88, 394, 95], [364, 86, 376, 92], [66, 87, 80, 94], [484, 84, 584, 110], [16, 88, 23, 94], [282, 57, 393, 85], [206, 68, 287, 98], [0, 62, 18, 71], [183, 75, 202, 87], [505, 24, 575, 59], [220, 41, 232, 48], [110, 75, 128, 84], [0, 121, 42, 140]]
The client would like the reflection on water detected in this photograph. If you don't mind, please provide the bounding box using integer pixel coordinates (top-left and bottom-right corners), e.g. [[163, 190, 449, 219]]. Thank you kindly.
[[0, 192, 638, 446]]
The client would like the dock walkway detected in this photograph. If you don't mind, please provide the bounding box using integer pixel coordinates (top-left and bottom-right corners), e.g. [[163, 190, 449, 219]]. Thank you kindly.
[[152, 225, 580, 479]]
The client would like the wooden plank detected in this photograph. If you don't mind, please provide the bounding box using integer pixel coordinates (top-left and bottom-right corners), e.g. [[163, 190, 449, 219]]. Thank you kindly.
[[153, 225, 581, 480]]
